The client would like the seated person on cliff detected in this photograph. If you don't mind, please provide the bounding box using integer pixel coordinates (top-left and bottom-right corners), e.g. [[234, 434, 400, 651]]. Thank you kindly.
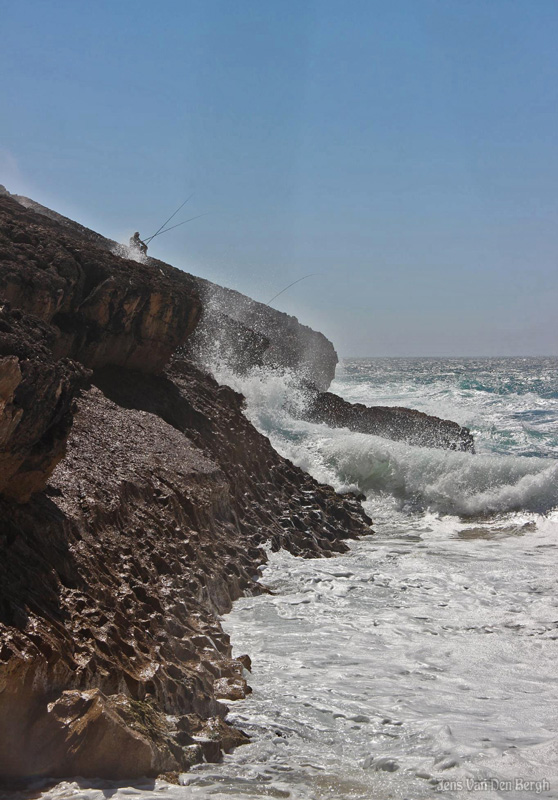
[[129, 231, 148, 255]]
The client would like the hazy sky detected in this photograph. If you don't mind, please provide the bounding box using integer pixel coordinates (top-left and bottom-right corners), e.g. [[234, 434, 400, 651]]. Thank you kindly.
[[2, 0, 557, 356]]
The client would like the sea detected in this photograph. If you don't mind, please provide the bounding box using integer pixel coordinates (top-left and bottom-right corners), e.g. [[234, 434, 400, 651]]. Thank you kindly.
[[33, 358, 558, 800]]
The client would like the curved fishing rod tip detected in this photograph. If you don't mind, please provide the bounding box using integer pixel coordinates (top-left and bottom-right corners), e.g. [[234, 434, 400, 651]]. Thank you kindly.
[[267, 273, 319, 306]]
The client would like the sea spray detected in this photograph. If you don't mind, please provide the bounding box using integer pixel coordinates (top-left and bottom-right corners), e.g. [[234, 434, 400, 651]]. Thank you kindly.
[[209, 357, 558, 517]]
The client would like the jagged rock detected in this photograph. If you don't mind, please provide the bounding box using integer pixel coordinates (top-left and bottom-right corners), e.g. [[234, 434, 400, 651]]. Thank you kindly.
[[304, 389, 474, 452], [0, 362, 372, 781], [3, 191, 334, 388], [0, 195, 200, 373], [0, 305, 88, 502], [0, 186, 475, 784], [42, 690, 173, 780], [3, 191, 476, 456]]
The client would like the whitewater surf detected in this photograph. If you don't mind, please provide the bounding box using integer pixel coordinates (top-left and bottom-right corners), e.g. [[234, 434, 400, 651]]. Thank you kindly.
[[35, 357, 558, 800]]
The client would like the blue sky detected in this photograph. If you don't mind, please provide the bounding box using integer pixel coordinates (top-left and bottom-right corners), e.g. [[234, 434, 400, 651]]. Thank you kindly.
[[2, 0, 557, 356]]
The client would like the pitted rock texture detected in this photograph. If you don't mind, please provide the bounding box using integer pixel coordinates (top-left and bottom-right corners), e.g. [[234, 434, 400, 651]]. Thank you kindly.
[[0, 304, 87, 502], [304, 389, 475, 452], [0, 188, 473, 783], [0, 361, 372, 782], [0, 195, 200, 373]]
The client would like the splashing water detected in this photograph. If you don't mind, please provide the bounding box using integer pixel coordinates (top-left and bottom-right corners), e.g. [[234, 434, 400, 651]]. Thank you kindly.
[[32, 358, 558, 800], [211, 358, 558, 519], [112, 242, 148, 264]]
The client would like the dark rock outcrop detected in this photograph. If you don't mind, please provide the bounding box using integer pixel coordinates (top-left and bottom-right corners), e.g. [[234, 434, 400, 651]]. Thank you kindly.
[[4, 190, 336, 390], [189, 282, 338, 391], [184, 308, 270, 375], [2, 190, 475, 454], [305, 389, 474, 452], [0, 195, 200, 373], [0, 185, 475, 782]]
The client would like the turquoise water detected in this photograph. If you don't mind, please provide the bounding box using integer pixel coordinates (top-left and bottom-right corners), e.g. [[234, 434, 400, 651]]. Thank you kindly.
[[332, 358, 558, 459]]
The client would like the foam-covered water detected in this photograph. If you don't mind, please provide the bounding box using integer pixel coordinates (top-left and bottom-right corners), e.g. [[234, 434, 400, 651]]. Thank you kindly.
[[217, 358, 558, 519], [31, 358, 558, 800]]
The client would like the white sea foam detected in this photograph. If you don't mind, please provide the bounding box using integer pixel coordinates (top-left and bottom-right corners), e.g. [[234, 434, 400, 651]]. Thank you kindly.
[[31, 357, 558, 800], [210, 359, 558, 518]]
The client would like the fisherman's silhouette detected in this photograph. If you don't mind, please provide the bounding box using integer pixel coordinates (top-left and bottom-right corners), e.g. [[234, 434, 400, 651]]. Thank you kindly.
[[130, 231, 148, 255]]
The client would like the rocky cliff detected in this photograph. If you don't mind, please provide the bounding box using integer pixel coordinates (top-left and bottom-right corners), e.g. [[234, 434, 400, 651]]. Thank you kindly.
[[2, 188, 474, 454], [4, 188, 338, 391], [0, 189, 475, 784], [0, 305, 87, 502], [0, 193, 200, 373], [0, 194, 372, 783], [187, 281, 338, 391]]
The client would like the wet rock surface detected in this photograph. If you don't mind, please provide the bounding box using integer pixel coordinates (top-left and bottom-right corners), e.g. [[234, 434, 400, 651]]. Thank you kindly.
[[0, 192, 372, 782], [0, 188, 471, 783], [183, 309, 270, 375], [305, 388, 475, 452], [189, 282, 338, 392], [5, 190, 337, 391]]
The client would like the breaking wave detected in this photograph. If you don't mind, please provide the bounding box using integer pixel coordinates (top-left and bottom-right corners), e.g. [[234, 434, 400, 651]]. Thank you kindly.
[[210, 358, 558, 519]]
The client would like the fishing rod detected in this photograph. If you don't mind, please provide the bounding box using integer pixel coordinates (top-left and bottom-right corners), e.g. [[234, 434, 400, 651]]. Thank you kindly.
[[146, 213, 209, 242], [144, 193, 194, 243], [267, 273, 318, 306]]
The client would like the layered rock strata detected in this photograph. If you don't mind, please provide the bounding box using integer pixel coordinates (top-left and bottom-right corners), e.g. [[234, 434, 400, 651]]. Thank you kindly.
[[0, 304, 87, 502], [2, 189, 337, 391]]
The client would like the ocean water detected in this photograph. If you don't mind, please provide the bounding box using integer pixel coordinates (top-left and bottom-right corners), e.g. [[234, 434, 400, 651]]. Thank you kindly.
[[35, 358, 558, 800]]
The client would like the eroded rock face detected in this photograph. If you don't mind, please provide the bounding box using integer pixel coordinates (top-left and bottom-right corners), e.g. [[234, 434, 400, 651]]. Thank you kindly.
[[0, 195, 200, 373], [0, 305, 88, 502], [304, 389, 475, 452], [3, 191, 475, 454], [4, 191, 334, 389], [0, 363, 372, 781]]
